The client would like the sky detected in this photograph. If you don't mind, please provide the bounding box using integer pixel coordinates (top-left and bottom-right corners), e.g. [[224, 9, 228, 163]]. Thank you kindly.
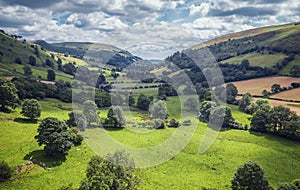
[[0, 0, 299, 59]]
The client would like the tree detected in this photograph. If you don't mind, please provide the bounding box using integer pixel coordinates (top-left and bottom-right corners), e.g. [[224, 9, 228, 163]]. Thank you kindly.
[[250, 110, 269, 132], [199, 101, 217, 122], [0, 161, 12, 182], [28, 55, 36, 66], [15, 57, 22, 64], [23, 65, 32, 75], [35, 117, 73, 157], [271, 84, 281, 93], [231, 161, 271, 190], [245, 103, 259, 115], [256, 99, 271, 112], [226, 83, 238, 104], [209, 106, 235, 129], [21, 99, 41, 120], [239, 93, 252, 111], [66, 110, 87, 131], [0, 78, 19, 112], [149, 100, 168, 120], [128, 95, 135, 106], [278, 183, 298, 190], [241, 59, 250, 69], [79, 151, 139, 190], [47, 70, 56, 81], [107, 106, 126, 127], [137, 94, 152, 111], [262, 89, 269, 97], [83, 100, 100, 126]]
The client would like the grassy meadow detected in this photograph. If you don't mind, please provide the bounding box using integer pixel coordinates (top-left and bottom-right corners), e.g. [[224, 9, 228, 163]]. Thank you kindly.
[[0, 97, 299, 189]]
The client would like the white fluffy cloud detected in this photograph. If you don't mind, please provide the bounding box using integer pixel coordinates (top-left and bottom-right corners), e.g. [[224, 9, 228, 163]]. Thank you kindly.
[[0, 0, 299, 59]]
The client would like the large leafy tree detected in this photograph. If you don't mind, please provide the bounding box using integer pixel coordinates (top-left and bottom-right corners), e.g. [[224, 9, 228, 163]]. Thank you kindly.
[[226, 83, 238, 104], [250, 110, 269, 133], [239, 93, 252, 111], [83, 100, 100, 126], [21, 99, 41, 120], [231, 161, 271, 190], [107, 106, 126, 127], [79, 151, 139, 190], [35, 117, 73, 157], [149, 100, 168, 120], [209, 106, 235, 129], [199, 101, 216, 122], [0, 78, 19, 112], [137, 94, 152, 111]]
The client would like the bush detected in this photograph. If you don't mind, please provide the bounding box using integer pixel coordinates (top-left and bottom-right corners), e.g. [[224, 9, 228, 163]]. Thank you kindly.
[[168, 119, 180, 128], [0, 161, 12, 182], [69, 127, 83, 146]]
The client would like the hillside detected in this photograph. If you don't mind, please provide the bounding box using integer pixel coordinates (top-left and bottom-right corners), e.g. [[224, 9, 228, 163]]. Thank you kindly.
[[34, 40, 143, 69]]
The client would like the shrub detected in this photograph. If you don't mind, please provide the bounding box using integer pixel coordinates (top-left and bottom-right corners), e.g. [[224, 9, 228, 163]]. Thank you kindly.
[[0, 161, 12, 182]]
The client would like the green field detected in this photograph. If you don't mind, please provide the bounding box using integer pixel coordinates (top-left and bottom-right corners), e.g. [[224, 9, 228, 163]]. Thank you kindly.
[[222, 52, 287, 67], [0, 98, 299, 189], [280, 55, 300, 75]]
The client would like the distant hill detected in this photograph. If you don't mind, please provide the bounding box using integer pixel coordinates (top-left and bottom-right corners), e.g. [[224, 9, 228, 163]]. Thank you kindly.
[[34, 40, 143, 69], [163, 22, 300, 85]]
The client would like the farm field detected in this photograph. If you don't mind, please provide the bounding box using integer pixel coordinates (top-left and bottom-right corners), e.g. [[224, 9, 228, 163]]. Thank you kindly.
[[231, 76, 300, 96], [221, 52, 287, 67], [271, 87, 300, 101], [1, 98, 300, 189]]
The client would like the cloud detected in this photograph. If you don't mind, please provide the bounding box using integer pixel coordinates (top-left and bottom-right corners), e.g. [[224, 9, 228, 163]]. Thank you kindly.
[[0, 0, 299, 59], [208, 7, 277, 17]]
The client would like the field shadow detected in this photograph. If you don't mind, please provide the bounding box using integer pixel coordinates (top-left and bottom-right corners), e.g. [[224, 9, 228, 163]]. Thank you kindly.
[[249, 130, 300, 146], [24, 150, 66, 168], [14, 117, 38, 124]]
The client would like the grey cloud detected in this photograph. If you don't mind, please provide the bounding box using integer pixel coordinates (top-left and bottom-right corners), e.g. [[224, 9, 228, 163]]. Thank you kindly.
[[208, 7, 277, 17], [0, 0, 61, 8]]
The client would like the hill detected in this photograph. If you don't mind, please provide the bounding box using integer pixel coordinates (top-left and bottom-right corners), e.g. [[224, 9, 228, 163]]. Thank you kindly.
[[163, 22, 300, 86], [34, 40, 143, 69], [0, 31, 77, 82]]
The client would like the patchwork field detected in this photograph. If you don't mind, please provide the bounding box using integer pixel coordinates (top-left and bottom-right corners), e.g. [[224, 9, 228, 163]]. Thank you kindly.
[[231, 77, 300, 96]]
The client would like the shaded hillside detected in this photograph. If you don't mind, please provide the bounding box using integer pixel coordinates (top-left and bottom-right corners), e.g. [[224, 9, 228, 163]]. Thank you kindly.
[[163, 22, 300, 85], [35, 40, 143, 70]]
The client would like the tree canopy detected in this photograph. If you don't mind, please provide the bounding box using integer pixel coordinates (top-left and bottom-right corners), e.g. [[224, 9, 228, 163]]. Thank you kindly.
[[21, 99, 41, 120], [0, 78, 19, 112], [35, 117, 73, 157]]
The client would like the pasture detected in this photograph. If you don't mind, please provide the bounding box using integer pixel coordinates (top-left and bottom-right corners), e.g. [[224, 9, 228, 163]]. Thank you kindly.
[[0, 98, 300, 189]]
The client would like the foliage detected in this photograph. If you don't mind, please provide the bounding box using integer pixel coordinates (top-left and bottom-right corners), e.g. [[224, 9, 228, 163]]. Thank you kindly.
[[58, 183, 77, 190], [149, 100, 168, 120], [239, 93, 252, 111], [231, 161, 271, 190], [209, 106, 236, 129], [168, 118, 180, 128], [35, 117, 73, 157], [66, 110, 87, 131], [251, 105, 300, 139], [0, 78, 19, 112], [47, 69, 56, 81], [79, 151, 139, 190], [23, 65, 32, 75], [21, 99, 41, 120], [199, 101, 217, 122], [0, 161, 12, 182], [226, 83, 238, 104], [277, 183, 298, 190], [83, 100, 100, 126], [69, 127, 83, 146], [137, 94, 152, 111], [107, 106, 126, 127]]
